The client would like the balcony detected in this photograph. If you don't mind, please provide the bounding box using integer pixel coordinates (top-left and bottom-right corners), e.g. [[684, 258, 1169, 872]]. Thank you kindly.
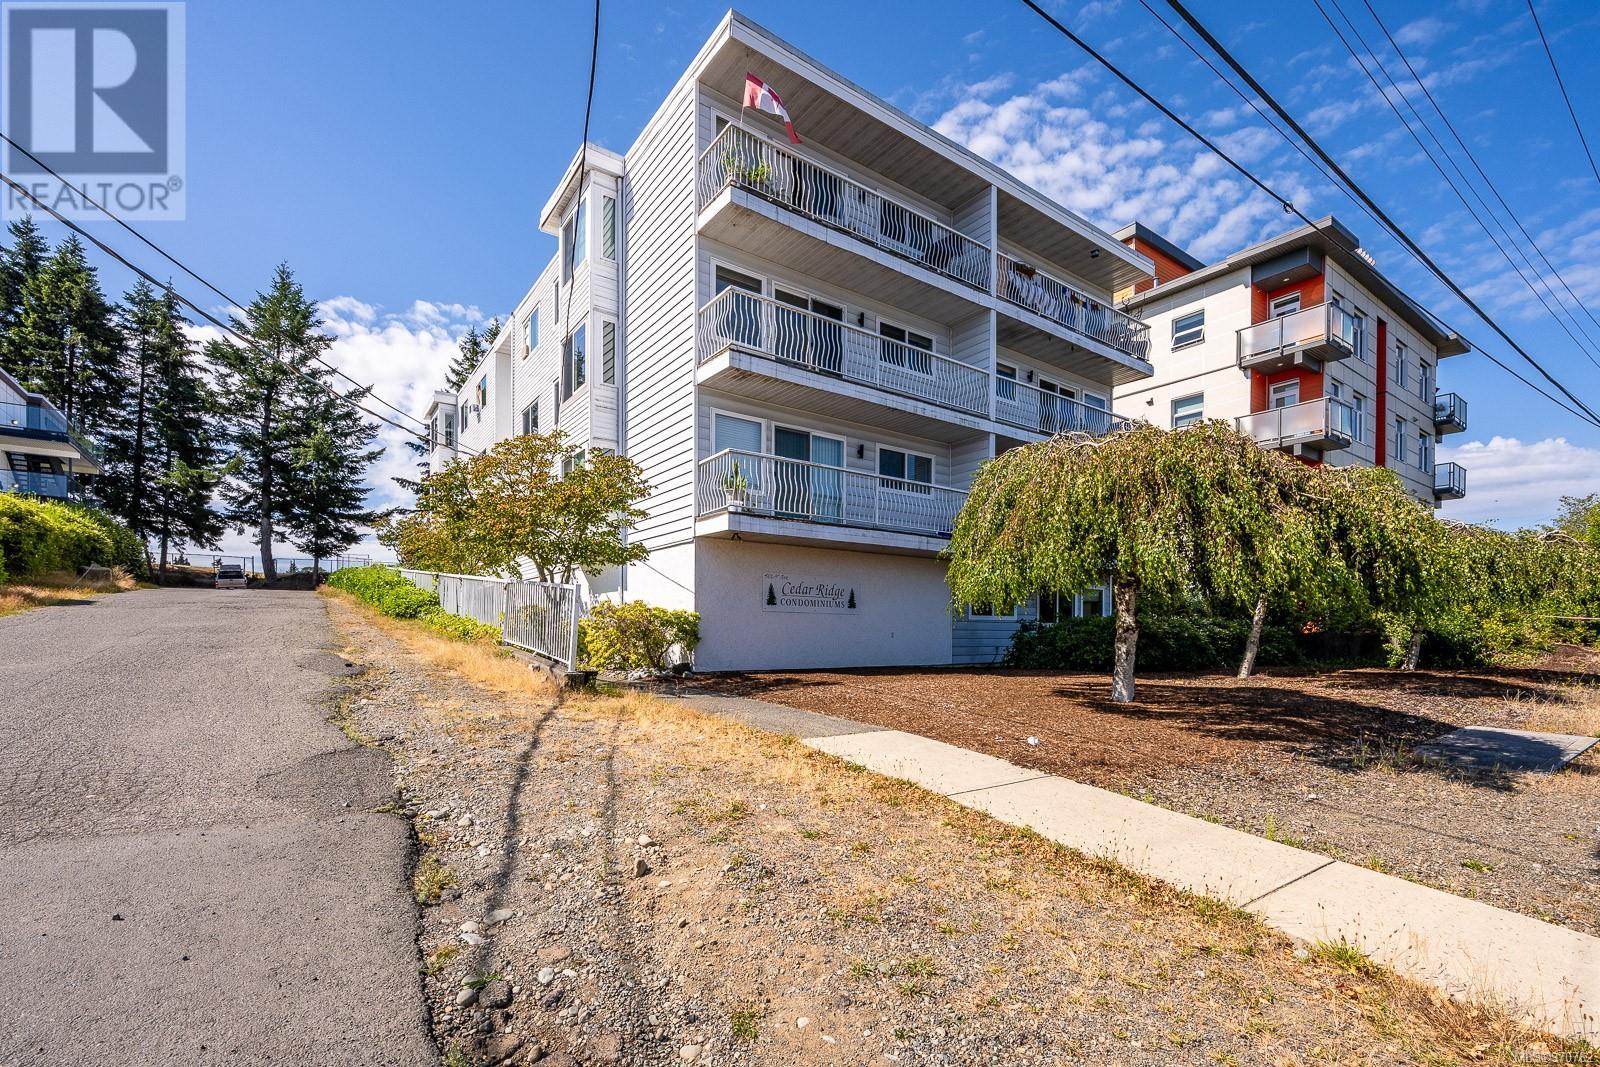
[[698, 125, 991, 294], [1434, 461, 1467, 500], [994, 377, 1131, 438], [697, 288, 989, 424], [997, 253, 1150, 362], [1236, 396, 1356, 455], [1236, 303, 1356, 372], [1434, 392, 1468, 435], [696, 448, 965, 543], [0, 398, 104, 464], [0, 469, 70, 498]]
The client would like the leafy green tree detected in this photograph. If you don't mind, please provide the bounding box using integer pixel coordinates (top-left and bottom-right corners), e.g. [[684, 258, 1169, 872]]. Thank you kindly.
[[1550, 494, 1600, 552], [280, 384, 383, 574], [211, 263, 335, 581], [415, 431, 649, 582]]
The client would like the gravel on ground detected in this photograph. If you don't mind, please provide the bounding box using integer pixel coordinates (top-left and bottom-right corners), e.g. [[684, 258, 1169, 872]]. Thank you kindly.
[[325, 591, 1575, 1066], [690, 658, 1600, 937]]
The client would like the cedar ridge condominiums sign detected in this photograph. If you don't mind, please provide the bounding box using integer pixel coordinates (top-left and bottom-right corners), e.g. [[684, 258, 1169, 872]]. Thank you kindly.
[[761, 573, 857, 613]]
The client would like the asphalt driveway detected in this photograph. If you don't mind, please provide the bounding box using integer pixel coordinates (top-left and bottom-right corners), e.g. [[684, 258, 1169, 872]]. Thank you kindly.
[[0, 587, 434, 1066]]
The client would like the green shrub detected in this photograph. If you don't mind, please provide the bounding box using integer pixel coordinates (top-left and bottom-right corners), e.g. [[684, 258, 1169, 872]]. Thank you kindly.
[[65, 503, 147, 577], [326, 565, 505, 645], [578, 600, 700, 671], [1004, 613, 1302, 672], [418, 609, 501, 643], [0, 494, 125, 582]]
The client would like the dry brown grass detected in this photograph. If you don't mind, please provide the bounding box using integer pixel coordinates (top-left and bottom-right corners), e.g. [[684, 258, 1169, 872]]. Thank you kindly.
[[0, 568, 137, 617], [320, 587, 559, 704], [1511, 683, 1600, 738]]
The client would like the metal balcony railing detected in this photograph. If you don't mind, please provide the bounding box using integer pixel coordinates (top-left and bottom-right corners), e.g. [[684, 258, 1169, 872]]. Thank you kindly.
[[1236, 303, 1356, 370], [1235, 396, 1356, 450], [696, 448, 966, 539], [0, 469, 70, 498], [996, 253, 1151, 361], [696, 287, 990, 416], [1434, 461, 1467, 498], [697, 125, 992, 293], [0, 398, 103, 461], [993, 375, 1130, 437], [1433, 392, 1468, 433]]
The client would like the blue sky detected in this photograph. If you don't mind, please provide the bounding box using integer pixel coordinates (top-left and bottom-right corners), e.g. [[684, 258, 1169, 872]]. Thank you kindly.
[[19, 0, 1600, 557]]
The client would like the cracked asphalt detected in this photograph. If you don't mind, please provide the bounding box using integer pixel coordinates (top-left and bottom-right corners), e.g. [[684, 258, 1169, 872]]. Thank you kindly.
[[0, 588, 435, 1066]]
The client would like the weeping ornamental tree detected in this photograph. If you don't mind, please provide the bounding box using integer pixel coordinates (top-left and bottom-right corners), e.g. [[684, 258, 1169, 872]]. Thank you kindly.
[[947, 422, 1314, 702]]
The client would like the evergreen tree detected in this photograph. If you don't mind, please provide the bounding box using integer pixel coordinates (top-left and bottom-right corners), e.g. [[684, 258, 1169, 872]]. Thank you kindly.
[[445, 324, 486, 392], [0, 216, 48, 383], [281, 385, 383, 573], [13, 235, 126, 430], [212, 263, 335, 581]]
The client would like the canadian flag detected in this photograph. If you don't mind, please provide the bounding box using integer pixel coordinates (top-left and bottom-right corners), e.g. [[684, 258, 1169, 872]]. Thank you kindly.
[[743, 72, 802, 145]]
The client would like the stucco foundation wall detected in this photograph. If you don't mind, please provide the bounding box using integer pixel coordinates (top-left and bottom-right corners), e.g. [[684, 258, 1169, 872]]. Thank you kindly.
[[623, 543, 697, 612], [693, 539, 953, 671]]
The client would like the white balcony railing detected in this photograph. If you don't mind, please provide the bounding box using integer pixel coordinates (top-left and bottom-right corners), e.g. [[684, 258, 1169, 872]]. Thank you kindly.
[[696, 448, 965, 539], [696, 288, 990, 416], [698, 125, 991, 292], [1237, 303, 1356, 369], [993, 376, 1131, 437], [1235, 396, 1356, 450], [996, 253, 1151, 361]]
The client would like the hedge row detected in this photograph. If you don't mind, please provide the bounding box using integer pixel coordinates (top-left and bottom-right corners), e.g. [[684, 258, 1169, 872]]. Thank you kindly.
[[324, 565, 501, 643], [0, 495, 142, 584], [1004, 614, 1305, 672]]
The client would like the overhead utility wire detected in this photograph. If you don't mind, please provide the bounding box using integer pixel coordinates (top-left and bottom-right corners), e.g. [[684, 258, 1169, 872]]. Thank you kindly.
[[1019, 0, 1600, 428], [1315, 0, 1600, 370], [1526, 0, 1600, 189], [1160, 0, 1600, 428]]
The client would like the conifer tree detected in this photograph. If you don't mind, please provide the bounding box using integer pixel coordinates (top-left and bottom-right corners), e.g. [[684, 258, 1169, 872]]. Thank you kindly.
[[281, 384, 383, 574], [0, 216, 48, 383], [445, 325, 486, 392], [13, 235, 126, 430]]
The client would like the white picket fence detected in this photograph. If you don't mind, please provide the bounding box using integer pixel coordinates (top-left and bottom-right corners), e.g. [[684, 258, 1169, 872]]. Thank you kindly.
[[398, 568, 584, 670]]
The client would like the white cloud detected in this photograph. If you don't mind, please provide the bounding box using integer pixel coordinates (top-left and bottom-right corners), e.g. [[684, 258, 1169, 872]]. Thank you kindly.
[[1438, 435, 1600, 529], [1394, 17, 1451, 48], [207, 296, 485, 565], [930, 70, 1317, 260]]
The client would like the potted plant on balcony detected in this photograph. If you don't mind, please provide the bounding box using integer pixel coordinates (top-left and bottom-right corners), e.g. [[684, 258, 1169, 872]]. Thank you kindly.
[[721, 149, 772, 192], [721, 462, 750, 512]]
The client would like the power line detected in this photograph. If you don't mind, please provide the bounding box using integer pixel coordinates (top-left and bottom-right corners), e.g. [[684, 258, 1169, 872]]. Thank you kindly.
[[1527, 0, 1600, 188], [1020, 0, 1600, 429], [1314, 0, 1600, 370], [1360, 0, 1600, 343], [0, 130, 431, 432], [1161, 0, 1600, 429]]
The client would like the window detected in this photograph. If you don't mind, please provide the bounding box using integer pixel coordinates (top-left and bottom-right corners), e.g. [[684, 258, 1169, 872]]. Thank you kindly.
[[1352, 392, 1368, 442], [601, 321, 617, 385], [878, 447, 933, 489], [1171, 393, 1204, 429], [878, 321, 934, 375], [1418, 359, 1432, 402], [1395, 342, 1409, 388], [1417, 430, 1433, 472], [1083, 393, 1108, 412], [1269, 380, 1300, 408], [476, 375, 488, 420], [1393, 416, 1407, 463], [520, 400, 539, 436], [1269, 293, 1301, 318], [1079, 587, 1106, 618], [601, 196, 616, 259], [563, 324, 587, 399], [967, 603, 1017, 620], [1172, 309, 1204, 348], [552, 280, 559, 322], [1351, 311, 1368, 362], [524, 310, 537, 357], [712, 412, 763, 454], [562, 199, 587, 279], [995, 361, 1017, 401], [440, 410, 455, 448]]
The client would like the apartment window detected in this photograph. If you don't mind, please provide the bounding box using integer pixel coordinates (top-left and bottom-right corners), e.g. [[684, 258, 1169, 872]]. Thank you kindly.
[[552, 280, 559, 322], [524, 310, 537, 357], [520, 400, 539, 436], [1083, 393, 1108, 412], [878, 447, 933, 489], [1394, 416, 1407, 463], [1269, 380, 1300, 408], [712, 411, 763, 454], [878, 321, 934, 374], [601, 321, 617, 385], [1395, 342, 1409, 388], [563, 324, 587, 399], [460, 401, 468, 430], [1418, 430, 1433, 472], [1171, 310, 1204, 348], [476, 375, 488, 419], [1172, 393, 1204, 429], [601, 196, 616, 259], [1038, 588, 1107, 624], [562, 199, 587, 280], [1352, 392, 1368, 443], [1269, 293, 1301, 318], [995, 361, 1017, 401], [1080, 587, 1106, 617], [967, 603, 1017, 620], [1418, 359, 1433, 402]]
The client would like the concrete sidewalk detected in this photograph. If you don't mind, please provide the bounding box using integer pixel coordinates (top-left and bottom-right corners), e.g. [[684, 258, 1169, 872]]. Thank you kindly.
[[671, 689, 1599, 1039]]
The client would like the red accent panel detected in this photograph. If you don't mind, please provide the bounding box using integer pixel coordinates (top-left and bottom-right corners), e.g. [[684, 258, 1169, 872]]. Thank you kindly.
[[1121, 236, 1198, 295], [1375, 319, 1388, 466], [1254, 276, 1325, 324]]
